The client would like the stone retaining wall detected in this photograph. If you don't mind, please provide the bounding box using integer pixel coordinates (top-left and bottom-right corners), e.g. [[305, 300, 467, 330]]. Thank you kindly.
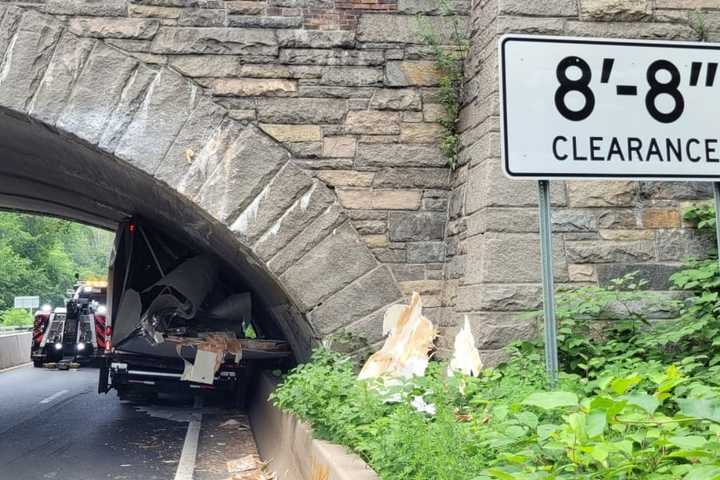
[[446, 0, 718, 363]]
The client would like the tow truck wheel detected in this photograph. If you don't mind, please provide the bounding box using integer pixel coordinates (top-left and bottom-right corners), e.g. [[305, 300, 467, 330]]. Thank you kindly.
[[32, 359, 43, 368]]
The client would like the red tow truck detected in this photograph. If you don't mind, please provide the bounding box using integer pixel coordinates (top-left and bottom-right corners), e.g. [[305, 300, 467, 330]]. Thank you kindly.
[[31, 281, 110, 368]]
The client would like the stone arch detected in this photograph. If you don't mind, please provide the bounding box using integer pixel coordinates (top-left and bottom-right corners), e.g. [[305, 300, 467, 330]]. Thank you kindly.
[[0, 7, 403, 360]]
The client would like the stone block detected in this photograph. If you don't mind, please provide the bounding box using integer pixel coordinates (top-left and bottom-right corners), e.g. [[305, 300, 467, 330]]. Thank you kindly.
[[114, 69, 198, 173], [398, 0, 468, 14], [465, 313, 538, 350], [208, 78, 297, 96], [322, 137, 357, 158], [363, 234, 389, 248], [354, 220, 386, 235], [69, 17, 159, 39], [321, 67, 384, 86], [656, 229, 714, 261], [232, 162, 314, 244], [280, 221, 378, 310], [499, 0, 577, 16], [385, 61, 441, 86], [639, 181, 712, 200], [369, 89, 422, 111], [310, 266, 402, 335], [400, 123, 444, 144], [466, 160, 566, 212], [357, 14, 459, 44], [388, 211, 445, 241], [28, 31, 96, 125], [226, 1, 265, 14], [580, 0, 652, 21], [456, 284, 543, 312], [266, 204, 345, 272], [196, 125, 289, 222], [260, 124, 322, 142], [344, 111, 401, 134], [155, 96, 226, 185], [568, 264, 597, 282], [390, 264, 426, 282], [337, 189, 422, 210], [597, 209, 638, 229], [565, 240, 655, 263], [477, 233, 568, 283], [642, 209, 682, 229], [257, 98, 347, 124], [567, 181, 637, 207], [596, 263, 682, 290], [150, 27, 278, 55], [373, 168, 450, 189], [565, 21, 696, 40], [253, 179, 335, 260], [228, 15, 303, 28], [552, 210, 597, 232], [276, 30, 355, 48], [57, 42, 138, 144], [423, 103, 445, 122], [44, 0, 128, 16], [407, 241, 445, 263], [278, 48, 385, 66], [356, 144, 447, 168], [315, 170, 374, 187], [598, 229, 653, 241], [0, 10, 63, 113]]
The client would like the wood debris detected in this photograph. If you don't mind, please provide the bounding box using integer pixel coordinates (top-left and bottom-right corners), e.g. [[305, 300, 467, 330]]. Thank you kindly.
[[447, 316, 483, 378], [358, 292, 436, 380]]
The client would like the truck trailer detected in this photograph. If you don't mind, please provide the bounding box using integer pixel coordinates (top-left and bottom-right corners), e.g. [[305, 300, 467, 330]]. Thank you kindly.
[[97, 219, 292, 406]]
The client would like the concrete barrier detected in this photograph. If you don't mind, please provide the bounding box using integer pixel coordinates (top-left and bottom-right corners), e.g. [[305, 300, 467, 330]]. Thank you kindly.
[[0, 332, 31, 370], [250, 372, 379, 480]]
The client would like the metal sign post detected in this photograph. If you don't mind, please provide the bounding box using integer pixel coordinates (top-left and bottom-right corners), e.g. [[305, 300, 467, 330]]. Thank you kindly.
[[714, 183, 720, 271], [538, 180, 559, 387]]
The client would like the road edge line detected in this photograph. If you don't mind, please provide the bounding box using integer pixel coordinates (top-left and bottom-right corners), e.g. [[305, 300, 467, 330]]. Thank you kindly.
[[0, 362, 32, 374], [174, 397, 204, 480]]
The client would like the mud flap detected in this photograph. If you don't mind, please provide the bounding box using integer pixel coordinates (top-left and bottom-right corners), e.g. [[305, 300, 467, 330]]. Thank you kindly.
[[98, 362, 110, 394]]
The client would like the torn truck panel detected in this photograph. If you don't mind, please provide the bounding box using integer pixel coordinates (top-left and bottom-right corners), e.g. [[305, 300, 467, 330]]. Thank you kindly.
[[209, 293, 252, 324], [146, 254, 218, 319], [112, 289, 142, 348]]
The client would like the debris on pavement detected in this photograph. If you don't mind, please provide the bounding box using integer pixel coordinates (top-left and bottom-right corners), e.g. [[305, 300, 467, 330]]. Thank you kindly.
[[358, 292, 436, 380]]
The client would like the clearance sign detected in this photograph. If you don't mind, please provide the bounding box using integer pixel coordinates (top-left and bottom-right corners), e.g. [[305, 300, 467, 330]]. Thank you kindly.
[[500, 35, 720, 180]]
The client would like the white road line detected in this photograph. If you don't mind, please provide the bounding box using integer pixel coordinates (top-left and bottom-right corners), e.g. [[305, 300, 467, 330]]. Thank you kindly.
[[174, 397, 204, 480], [39, 389, 68, 404]]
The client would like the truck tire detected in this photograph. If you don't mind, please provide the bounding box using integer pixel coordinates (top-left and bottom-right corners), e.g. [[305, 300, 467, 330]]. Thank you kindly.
[[32, 359, 43, 368]]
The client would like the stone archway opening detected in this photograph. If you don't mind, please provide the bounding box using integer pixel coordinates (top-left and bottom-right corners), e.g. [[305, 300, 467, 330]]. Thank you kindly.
[[0, 105, 307, 359]]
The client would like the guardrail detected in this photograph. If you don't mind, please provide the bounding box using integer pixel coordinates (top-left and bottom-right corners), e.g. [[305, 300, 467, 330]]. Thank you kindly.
[[0, 332, 31, 370], [0, 326, 32, 334]]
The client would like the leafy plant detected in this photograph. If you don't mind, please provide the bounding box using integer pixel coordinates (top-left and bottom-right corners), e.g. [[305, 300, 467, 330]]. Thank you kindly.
[[416, 0, 469, 170], [272, 262, 720, 479], [689, 9, 708, 42]]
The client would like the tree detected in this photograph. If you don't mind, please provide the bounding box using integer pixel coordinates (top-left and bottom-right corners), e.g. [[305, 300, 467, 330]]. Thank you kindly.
[[0, 212, 113, 315]]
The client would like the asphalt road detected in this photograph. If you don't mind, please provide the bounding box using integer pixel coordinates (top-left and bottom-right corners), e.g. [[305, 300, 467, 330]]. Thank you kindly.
[[0, 364, 259, 480]]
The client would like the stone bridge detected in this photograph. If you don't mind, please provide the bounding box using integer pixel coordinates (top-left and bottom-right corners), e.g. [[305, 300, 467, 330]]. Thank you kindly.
[[0, 0, 715, 363]]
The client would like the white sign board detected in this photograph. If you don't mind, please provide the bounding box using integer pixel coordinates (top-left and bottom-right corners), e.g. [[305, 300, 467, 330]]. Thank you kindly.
[[500, 35, 720, 180], [14, 296, 39, 309]]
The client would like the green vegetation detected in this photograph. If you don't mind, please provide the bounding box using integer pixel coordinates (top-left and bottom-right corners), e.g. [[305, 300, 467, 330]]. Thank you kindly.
[[272, 213, 720, 478], [416, 0, 469, 170], [0, 212, 113, 325]]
